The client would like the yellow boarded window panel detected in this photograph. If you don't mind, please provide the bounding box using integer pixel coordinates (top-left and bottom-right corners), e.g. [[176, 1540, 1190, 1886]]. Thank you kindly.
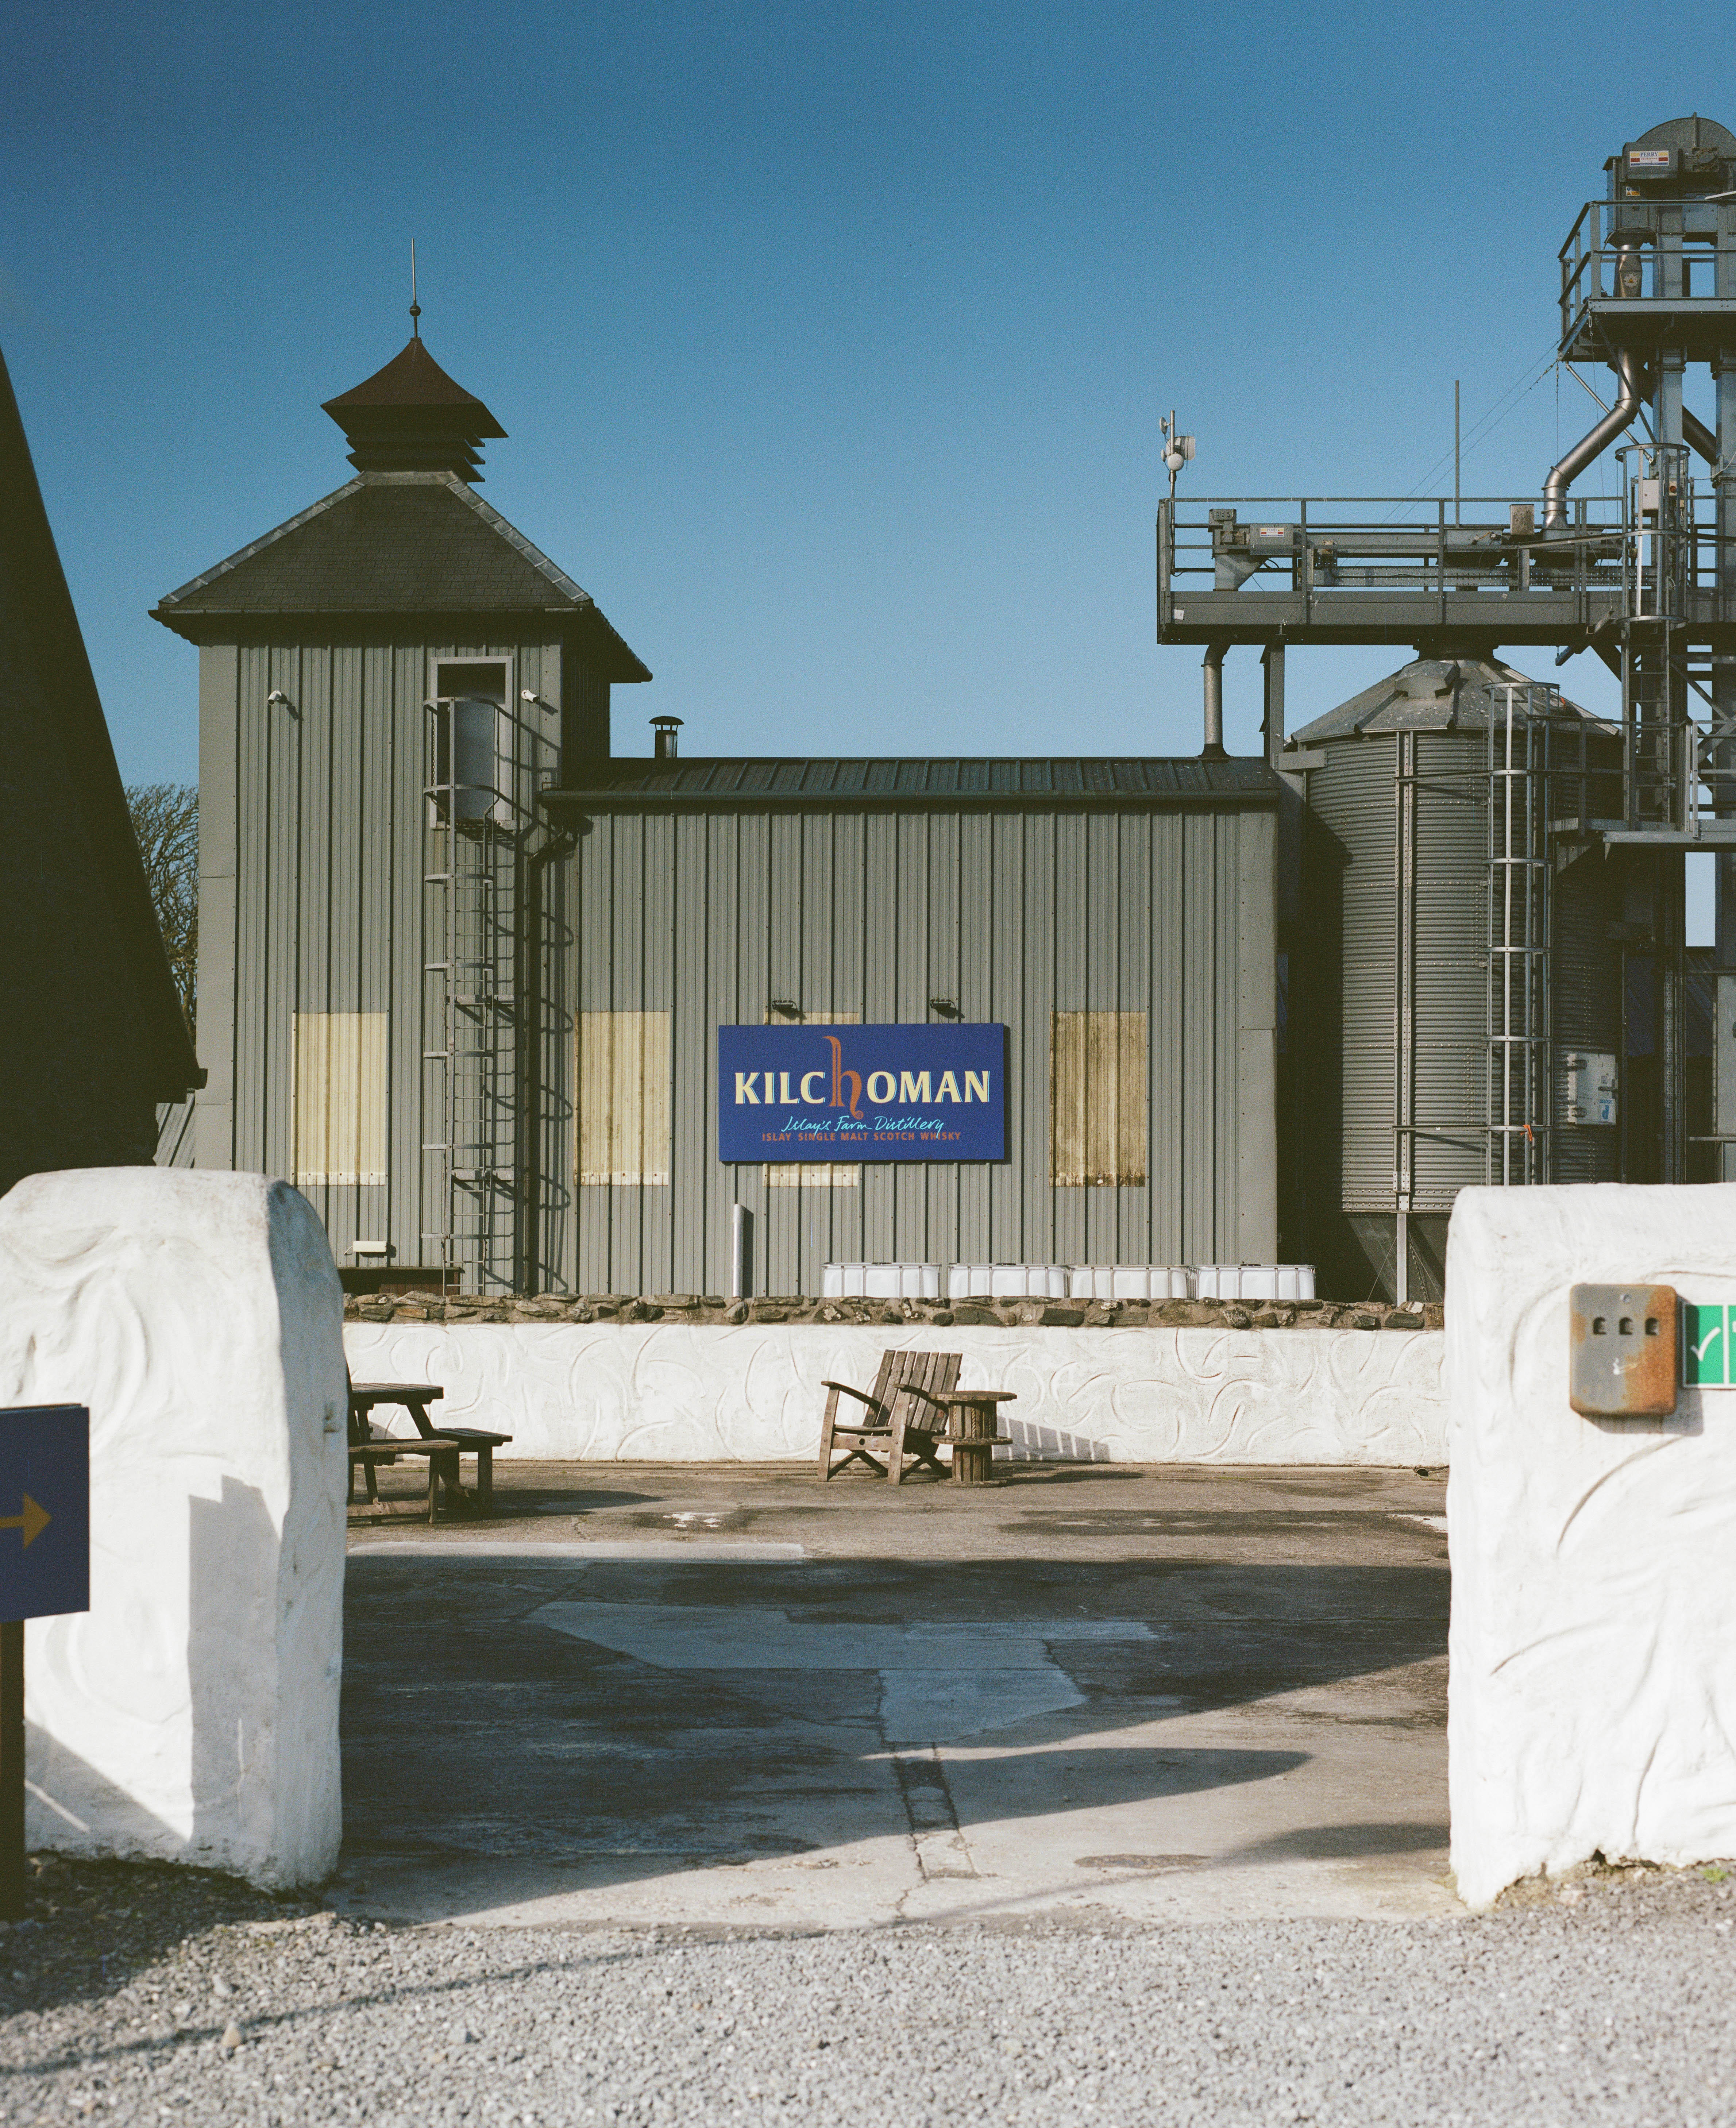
[[578, 1011, 672, 1186], [293, 1013, 388, 1187], [1050, 1011, 1147, 1187]]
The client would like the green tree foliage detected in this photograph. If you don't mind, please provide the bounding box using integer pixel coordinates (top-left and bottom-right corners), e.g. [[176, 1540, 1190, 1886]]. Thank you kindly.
[[126, 782, 198, 1039]]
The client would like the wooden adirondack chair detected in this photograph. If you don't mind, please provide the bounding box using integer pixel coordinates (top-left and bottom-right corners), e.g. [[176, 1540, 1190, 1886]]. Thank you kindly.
[[818, 1349, 963, 1484]]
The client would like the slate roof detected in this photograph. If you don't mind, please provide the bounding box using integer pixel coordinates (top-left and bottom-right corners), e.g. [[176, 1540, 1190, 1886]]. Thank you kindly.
[[1289, 656, 1613, 743], [544, 755, 1280, 810], [151, 471, 651, 681]]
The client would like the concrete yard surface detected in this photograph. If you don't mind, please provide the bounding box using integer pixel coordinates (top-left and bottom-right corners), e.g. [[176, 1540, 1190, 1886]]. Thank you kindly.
[[336, 1461, 1454, 1928], [9, 1460, 1736, 2128]]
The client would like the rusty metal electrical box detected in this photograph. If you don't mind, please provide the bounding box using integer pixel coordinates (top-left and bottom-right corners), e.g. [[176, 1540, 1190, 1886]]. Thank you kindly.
[[1568, 1284, 1678, 1417]]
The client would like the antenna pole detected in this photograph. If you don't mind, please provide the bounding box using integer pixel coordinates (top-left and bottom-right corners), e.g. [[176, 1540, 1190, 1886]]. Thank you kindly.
[[410, 240, 421, 338], [1454, 379, 1461, 524]]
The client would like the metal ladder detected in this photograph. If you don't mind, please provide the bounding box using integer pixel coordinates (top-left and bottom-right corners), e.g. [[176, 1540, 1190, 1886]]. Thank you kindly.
[[1484, 683, 1560, 1186], [421, 702, 522, 1294]]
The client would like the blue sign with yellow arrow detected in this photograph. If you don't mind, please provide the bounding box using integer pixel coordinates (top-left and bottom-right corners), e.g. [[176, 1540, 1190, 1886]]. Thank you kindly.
[[0, 1406, 89, 1623]]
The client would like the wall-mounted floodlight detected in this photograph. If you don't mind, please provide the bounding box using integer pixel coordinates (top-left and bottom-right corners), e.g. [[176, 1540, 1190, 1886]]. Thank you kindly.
[[1160, 409, 1196, 503]]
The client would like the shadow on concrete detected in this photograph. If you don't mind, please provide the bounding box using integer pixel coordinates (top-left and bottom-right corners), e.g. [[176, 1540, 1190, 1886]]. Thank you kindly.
[[1211, 1819, 1450, 1865], [338, 1554, 1446, 1904], [351, 1478, 663, 1526]]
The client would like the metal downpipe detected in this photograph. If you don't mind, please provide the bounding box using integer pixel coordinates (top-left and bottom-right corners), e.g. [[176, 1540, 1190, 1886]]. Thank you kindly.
[[1543, 343, 1648, 529], [1201, 642, 1228, 759]]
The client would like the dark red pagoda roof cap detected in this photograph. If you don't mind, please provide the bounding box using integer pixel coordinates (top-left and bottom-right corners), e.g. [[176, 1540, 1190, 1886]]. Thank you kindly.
[[321, 337, 506, 436]]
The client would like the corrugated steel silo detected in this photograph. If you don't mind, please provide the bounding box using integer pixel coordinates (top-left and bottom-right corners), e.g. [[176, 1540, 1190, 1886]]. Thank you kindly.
[[1289, 657, 1623, 1302]]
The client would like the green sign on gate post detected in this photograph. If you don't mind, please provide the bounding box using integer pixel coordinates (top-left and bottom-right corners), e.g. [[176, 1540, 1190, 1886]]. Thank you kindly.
[[1682, 1303, 1733, 1388]]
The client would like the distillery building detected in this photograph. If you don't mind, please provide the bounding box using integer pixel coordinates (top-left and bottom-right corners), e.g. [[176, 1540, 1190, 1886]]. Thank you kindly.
[[155, 330, 1287, 1295]]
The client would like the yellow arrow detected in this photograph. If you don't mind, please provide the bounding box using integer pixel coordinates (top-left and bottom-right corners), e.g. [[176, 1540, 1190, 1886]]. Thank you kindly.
[[0, 1496, 50, 1548]]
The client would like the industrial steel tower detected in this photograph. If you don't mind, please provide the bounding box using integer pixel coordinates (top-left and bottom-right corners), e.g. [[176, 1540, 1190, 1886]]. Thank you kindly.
[[1158, 114, 1736, 1195]]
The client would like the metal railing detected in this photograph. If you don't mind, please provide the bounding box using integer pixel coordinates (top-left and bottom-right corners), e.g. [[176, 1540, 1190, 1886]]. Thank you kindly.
[[1558, 197, 1736, 343], [1162, 496, 1627, 604], [1159, 493, 1736, 609]]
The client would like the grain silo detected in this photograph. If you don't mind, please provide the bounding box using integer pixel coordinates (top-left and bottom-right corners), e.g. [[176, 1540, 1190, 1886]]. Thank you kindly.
[[1284, 657, 1625, 1304]]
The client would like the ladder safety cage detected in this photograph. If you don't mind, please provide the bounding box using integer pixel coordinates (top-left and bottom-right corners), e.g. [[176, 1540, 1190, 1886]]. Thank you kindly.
[[1480, 683, 1614, 1187], [1616, 443, 1700, 833], [421, 694, 533, 1296]]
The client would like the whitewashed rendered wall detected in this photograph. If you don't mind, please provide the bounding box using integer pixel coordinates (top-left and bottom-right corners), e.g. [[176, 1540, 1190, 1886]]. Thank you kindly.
[[1447, 1184, 1736, 1911], [344, 1323, 1446, 1465], [0, 1170, 348, 1888]]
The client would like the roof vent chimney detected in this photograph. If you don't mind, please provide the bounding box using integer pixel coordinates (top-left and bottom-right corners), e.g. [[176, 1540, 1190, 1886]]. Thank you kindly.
[[652, 715, 683, 761]]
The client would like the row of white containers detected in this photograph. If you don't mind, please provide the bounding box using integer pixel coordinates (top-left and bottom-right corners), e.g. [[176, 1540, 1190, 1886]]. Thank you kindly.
[[819, 1262, 1317, 1302]]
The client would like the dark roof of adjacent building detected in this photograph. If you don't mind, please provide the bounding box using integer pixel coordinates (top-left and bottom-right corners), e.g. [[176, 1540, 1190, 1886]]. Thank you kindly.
[[151, 471, 651, 681], [543, 755, 1281, 810], [0, 343, 203, 1142], [1289, 656, 1613, 743]]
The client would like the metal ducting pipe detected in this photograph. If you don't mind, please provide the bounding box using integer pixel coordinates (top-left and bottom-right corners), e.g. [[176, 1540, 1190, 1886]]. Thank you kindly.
[[1543, 340, 1649, 529], [1683, 404, 1720, 469], [1201, 642, 1228, 759]]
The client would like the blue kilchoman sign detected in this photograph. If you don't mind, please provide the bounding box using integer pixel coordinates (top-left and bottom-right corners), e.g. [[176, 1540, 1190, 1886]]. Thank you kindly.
[[718, 1024, 1007, 1163]]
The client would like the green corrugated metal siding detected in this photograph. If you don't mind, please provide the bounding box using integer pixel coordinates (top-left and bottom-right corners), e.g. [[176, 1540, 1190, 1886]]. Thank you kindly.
[[560, 797, 1278, 1297], [195, 627, 571, 1273], [201, 660, 1280, 1294], [1552, 852, 1624, 1184]]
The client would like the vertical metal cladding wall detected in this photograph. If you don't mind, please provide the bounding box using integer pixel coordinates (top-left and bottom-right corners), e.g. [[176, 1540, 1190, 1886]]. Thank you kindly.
[[549, 781, 1280, 1298], [1304, 725, 1621, 1217], [198, 628, 569, 1267], [1551, 851, 1625, 1184]]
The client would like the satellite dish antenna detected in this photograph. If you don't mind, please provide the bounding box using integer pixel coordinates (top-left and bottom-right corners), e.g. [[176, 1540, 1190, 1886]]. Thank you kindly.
[[1160, 408, 1196, 502]]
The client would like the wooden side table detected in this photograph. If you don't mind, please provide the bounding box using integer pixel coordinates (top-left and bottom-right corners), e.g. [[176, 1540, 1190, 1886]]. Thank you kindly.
[[927, 1389, 1018, 1485]]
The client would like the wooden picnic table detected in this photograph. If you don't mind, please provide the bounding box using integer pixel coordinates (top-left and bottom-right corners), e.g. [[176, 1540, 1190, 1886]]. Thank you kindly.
[[347, 1380, 510, 1511]]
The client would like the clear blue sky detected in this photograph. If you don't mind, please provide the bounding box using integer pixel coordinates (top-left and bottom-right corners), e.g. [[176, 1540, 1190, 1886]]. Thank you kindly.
[[1, 0, 1724, 804]]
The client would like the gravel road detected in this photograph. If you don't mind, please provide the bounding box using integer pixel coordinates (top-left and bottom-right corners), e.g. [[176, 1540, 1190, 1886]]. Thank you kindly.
[[2, 1854, 1733, 2127]]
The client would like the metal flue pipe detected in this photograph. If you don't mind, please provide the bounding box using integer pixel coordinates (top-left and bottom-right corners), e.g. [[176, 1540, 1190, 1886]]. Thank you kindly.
[[1543, 342, 1649, 528], [1683, 403, 1720, 468], [1201, 642, 1228, 759]]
